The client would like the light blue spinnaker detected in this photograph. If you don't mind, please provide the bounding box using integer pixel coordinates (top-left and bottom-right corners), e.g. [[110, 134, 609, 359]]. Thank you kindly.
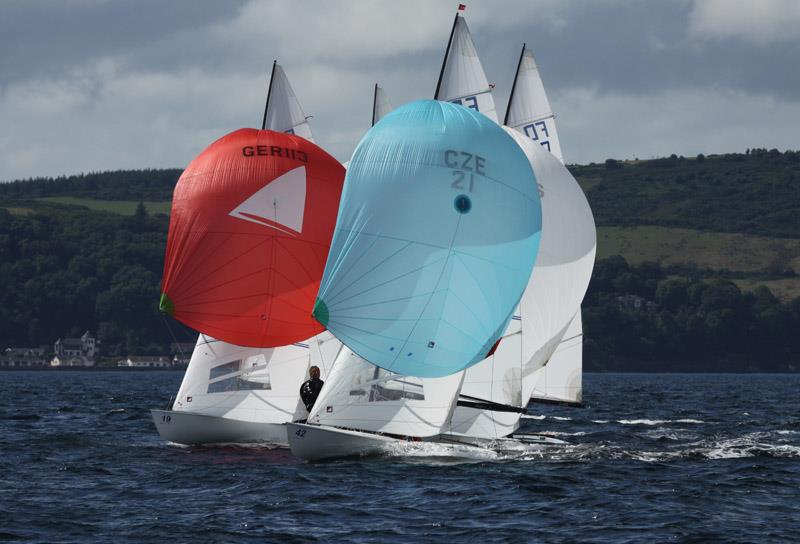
[[314, 100, 542, 378]]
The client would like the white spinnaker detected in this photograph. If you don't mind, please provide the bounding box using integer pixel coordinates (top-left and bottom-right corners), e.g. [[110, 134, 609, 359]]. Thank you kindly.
[[526, 313, 583, 404], [172, 334, 311, 423], [434, 14, 498, 123], [372, 84, 394, 126], [505, 45, 563, 163], [262, 62, 314, 142], [447, 130, 595, 438], [308, 349, 464, 438], [513, 131, 595, 403]]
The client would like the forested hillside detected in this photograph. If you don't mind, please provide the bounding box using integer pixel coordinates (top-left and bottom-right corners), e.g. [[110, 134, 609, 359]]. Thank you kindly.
[[1, 149, 798, 371]]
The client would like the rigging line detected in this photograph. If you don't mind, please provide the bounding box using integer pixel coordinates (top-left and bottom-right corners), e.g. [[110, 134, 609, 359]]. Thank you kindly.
[[160, 313, 190, 363]]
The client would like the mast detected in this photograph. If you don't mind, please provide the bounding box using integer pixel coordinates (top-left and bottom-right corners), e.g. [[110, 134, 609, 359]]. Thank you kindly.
[[434, 13, 459, 99], [261, 60, 277, 130], [371, 83, 378, 127], [504, 43, 526, 125]]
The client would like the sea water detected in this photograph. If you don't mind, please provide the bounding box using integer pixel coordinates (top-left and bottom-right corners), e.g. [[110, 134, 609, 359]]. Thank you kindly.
[[2, 372, 799, 542]]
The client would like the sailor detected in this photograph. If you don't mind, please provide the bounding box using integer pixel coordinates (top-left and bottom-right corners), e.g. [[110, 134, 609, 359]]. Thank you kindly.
[[299, 365, 324, 412]]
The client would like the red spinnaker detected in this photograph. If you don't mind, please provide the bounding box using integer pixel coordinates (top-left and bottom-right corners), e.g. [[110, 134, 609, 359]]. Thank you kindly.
[[160, 128, 345, 347]]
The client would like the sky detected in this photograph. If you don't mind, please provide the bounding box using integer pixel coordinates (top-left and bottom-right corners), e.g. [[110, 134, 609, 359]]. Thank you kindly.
[[1, 0, 799, 181]]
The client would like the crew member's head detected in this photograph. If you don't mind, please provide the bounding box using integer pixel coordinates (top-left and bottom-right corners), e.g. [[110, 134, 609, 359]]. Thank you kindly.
[[309, 365, 320, 379]]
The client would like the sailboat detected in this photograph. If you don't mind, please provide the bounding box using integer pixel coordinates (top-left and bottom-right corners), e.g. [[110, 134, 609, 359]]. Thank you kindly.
[[288, 98, 542, 459], [505, 44, 589, 407], [410, 19, 595, 443], [152, 62, 344, 445]]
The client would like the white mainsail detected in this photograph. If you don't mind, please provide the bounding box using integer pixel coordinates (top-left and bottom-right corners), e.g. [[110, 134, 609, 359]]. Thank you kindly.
[[505, 44, 563, 163], [261, 60, 314, 142], [371, 84, 394, 126], [434, 14, 498, 123], [171, 334, 310, 423], [526, 313, 583, 405], [307, 349, 463, 437]]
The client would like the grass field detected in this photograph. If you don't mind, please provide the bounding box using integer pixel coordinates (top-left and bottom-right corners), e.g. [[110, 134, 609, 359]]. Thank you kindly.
[[35, 197, 171, 215], [4, 207, 36, 216], [597, 226, 800, 274], [732, 278, 800, 303], [597, 226, 800, 301]]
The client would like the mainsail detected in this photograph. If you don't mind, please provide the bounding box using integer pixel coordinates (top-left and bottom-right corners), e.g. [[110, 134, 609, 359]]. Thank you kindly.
[[307, 348, 463, 437], [371, 84, 394, 126], [160, 128, 345, 348], [526, 313, 583, 405], [171, 334, 310, 423], [505, 44, 564, 163], [314, 100, 541, 378], [262, 61, 314, 142], [434, 13, 498, 123]]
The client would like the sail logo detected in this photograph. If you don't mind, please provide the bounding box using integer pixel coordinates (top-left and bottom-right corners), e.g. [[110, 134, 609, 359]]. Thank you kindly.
[[229, 166, 306, 235]]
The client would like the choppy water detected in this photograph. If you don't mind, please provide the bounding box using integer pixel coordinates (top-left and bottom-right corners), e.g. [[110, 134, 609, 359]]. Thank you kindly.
[[2, 372, 799, 543]]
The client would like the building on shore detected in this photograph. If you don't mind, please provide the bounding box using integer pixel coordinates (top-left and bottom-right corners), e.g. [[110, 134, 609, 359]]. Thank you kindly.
[[1, 347, 49, 368], [51, 331, 97, 367], [116, 356, 173, 368]]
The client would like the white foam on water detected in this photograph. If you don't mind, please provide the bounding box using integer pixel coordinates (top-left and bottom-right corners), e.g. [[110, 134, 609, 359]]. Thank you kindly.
[[591, 419, 609, 424], [616, 418, 705, 426], [551, 416, 572, 421], [538, 431, 587, 437], [521, 415, 546, 420], [380, 440, 501, 462]]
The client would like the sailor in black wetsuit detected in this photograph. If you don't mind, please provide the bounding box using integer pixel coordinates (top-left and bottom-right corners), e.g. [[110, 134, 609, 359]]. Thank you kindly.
[[299, 365, 324, 412]]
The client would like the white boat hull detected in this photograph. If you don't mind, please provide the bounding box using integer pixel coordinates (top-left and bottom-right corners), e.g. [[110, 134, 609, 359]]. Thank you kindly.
[[287, 422, 397, 461], [151, 409, 288, 446]]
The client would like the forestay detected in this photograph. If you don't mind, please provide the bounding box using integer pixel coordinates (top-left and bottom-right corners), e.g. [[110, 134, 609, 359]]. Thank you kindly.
[[505, 45, 564, 163], [448, 129, 595, 438], [262, 61, 315, 142], [314, 100, 541, 378], [434, 14, 498, 123]]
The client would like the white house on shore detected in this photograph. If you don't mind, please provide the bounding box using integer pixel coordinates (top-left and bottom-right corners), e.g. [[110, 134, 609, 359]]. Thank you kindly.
[[117, 356, 172, 368], [51, 331, 97, 367]]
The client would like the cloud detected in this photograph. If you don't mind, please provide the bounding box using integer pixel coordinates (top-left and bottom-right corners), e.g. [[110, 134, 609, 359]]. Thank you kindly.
[[556, 87, 800, 163], [0, 0, 798, 181], [689, 0, 800, 46]]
